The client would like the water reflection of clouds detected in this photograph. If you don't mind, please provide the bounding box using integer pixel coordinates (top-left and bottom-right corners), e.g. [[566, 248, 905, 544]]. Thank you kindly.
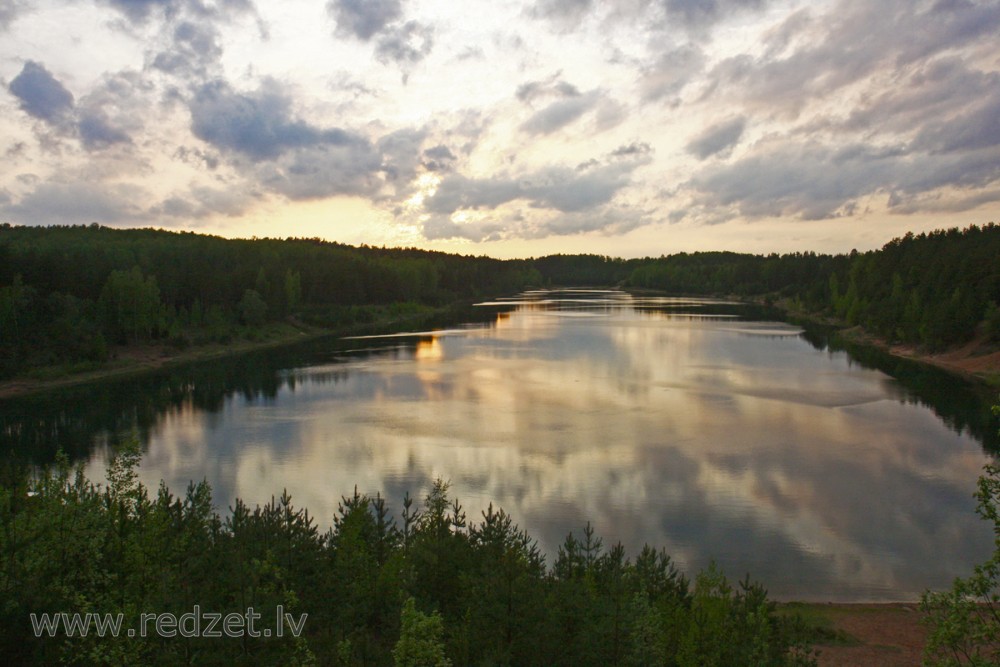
[[114, 292, 992, 601]]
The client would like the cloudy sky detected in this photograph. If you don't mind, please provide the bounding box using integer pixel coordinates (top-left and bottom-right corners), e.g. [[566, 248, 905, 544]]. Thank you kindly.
[[1, 0, 998, 257]]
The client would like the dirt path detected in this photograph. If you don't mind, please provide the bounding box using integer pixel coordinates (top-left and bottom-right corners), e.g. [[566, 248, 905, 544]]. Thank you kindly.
[[794, 603, 929, 666]]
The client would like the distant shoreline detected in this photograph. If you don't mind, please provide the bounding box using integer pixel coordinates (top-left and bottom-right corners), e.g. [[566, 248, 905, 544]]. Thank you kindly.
[[0, 304, 464, 400], [3, 290, 997, 400], [766, 297, 1000, 387], [0, 321, 332, 400]]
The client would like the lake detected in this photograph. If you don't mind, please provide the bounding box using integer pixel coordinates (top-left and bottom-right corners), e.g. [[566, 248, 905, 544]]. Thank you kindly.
[[1, 289, 996, 601]]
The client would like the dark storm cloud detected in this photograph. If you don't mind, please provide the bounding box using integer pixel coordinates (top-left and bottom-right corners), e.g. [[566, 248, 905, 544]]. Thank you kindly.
[[189, 80, 368, 160], [9, 61, 75, 124], [327, 0, 402, 40], [686, 116, 746, 159]]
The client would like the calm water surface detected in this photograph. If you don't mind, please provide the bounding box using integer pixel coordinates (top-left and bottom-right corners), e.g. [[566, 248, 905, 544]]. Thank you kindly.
[[2, 290, 996, 601]]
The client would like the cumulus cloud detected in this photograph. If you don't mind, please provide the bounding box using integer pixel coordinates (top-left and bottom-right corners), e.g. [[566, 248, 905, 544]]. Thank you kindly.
[[189, 80, 368, 160], [8, 62, 148, 151], [185, 80, 407, 201], [661, 0, 768, 29], [912, 86, 1000, 154], [422, 143, 652, 239], [152, 185, 256, 219], [105, 0, 175, 24], [421, 145, 457, 172], [1, 181, 149, 224], [151, 21, 224, 77], [327, 0, 402, 40], [703, 0, 1000, 115], [528, 0, 593, 27], [377, 127, 427, 182], [375, 20, 433, 67], [687, 138, 1000, 221], [686, 116, 746, 159], [516, 75, 580, 103], [0, 0, 29, 32], [78, 112, 131, 148], [8, 61, 75, 125], [520, 90, 601, 135], [640, 45, 704, 102], [678, 0, 1000, 224], [258, 143, 384, 200], [422, 202, 646, 242]]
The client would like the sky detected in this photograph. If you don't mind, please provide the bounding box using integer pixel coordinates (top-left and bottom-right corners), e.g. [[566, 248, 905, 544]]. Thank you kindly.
[[1, 0, 998, 258]]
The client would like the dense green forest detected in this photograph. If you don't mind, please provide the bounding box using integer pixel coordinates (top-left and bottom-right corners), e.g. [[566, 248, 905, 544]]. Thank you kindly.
[[0, 446, 816, 666], [626, 224, 1000, 351], [2, 222, 998, 380], [0, 224, 543, 378]]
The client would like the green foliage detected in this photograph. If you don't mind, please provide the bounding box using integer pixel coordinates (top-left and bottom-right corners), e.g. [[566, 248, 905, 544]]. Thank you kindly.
[[985, 302, 1000, 343], [0, 225, 549, 379], [0, 449, 814, 666], [4, 222, 995, 378], [626, 224, 1000, 351], [392, 598, 451, 667], [238, 289, 268, 326], [98, 266, 164, 343], [921, 401, 1000, 666]]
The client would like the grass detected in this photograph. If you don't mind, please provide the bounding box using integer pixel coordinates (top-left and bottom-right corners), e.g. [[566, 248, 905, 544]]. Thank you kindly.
[[776, 603, 861, 647]]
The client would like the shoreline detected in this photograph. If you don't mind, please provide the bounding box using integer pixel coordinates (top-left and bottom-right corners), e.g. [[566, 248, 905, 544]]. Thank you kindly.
[[766, 297, 1000, 387], [0, 321, 335, 400], [778, 602, 929, 667], [3, 292, 998, 400], [0, 301, 471, 400]]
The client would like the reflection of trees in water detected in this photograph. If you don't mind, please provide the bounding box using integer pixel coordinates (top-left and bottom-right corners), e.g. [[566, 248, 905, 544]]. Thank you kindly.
[[2, 299, 996, 463], [0, 303, 514, 464], [798, 325, 999, 452]]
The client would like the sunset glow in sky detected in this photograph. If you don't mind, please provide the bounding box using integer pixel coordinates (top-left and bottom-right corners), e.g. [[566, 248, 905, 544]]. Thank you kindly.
[[1, 0, 998, 257]]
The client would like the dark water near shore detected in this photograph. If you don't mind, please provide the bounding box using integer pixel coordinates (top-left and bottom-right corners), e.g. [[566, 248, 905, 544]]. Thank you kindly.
[[1, 289, 997, 601]]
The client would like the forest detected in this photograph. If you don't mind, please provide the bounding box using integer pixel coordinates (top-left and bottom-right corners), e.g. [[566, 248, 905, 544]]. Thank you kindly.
[[625, 224, 1000, 352], [0, 444, 816, 666], [1, 222, 998, 379], [0, 224, 543, 378]]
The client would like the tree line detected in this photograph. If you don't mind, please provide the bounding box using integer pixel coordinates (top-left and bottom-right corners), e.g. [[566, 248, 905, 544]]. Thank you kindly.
[[0, 445, 816, 666], [0, 224, 543, 378], [625, 223, 1000, 351], [2, 222, 997, 379]]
